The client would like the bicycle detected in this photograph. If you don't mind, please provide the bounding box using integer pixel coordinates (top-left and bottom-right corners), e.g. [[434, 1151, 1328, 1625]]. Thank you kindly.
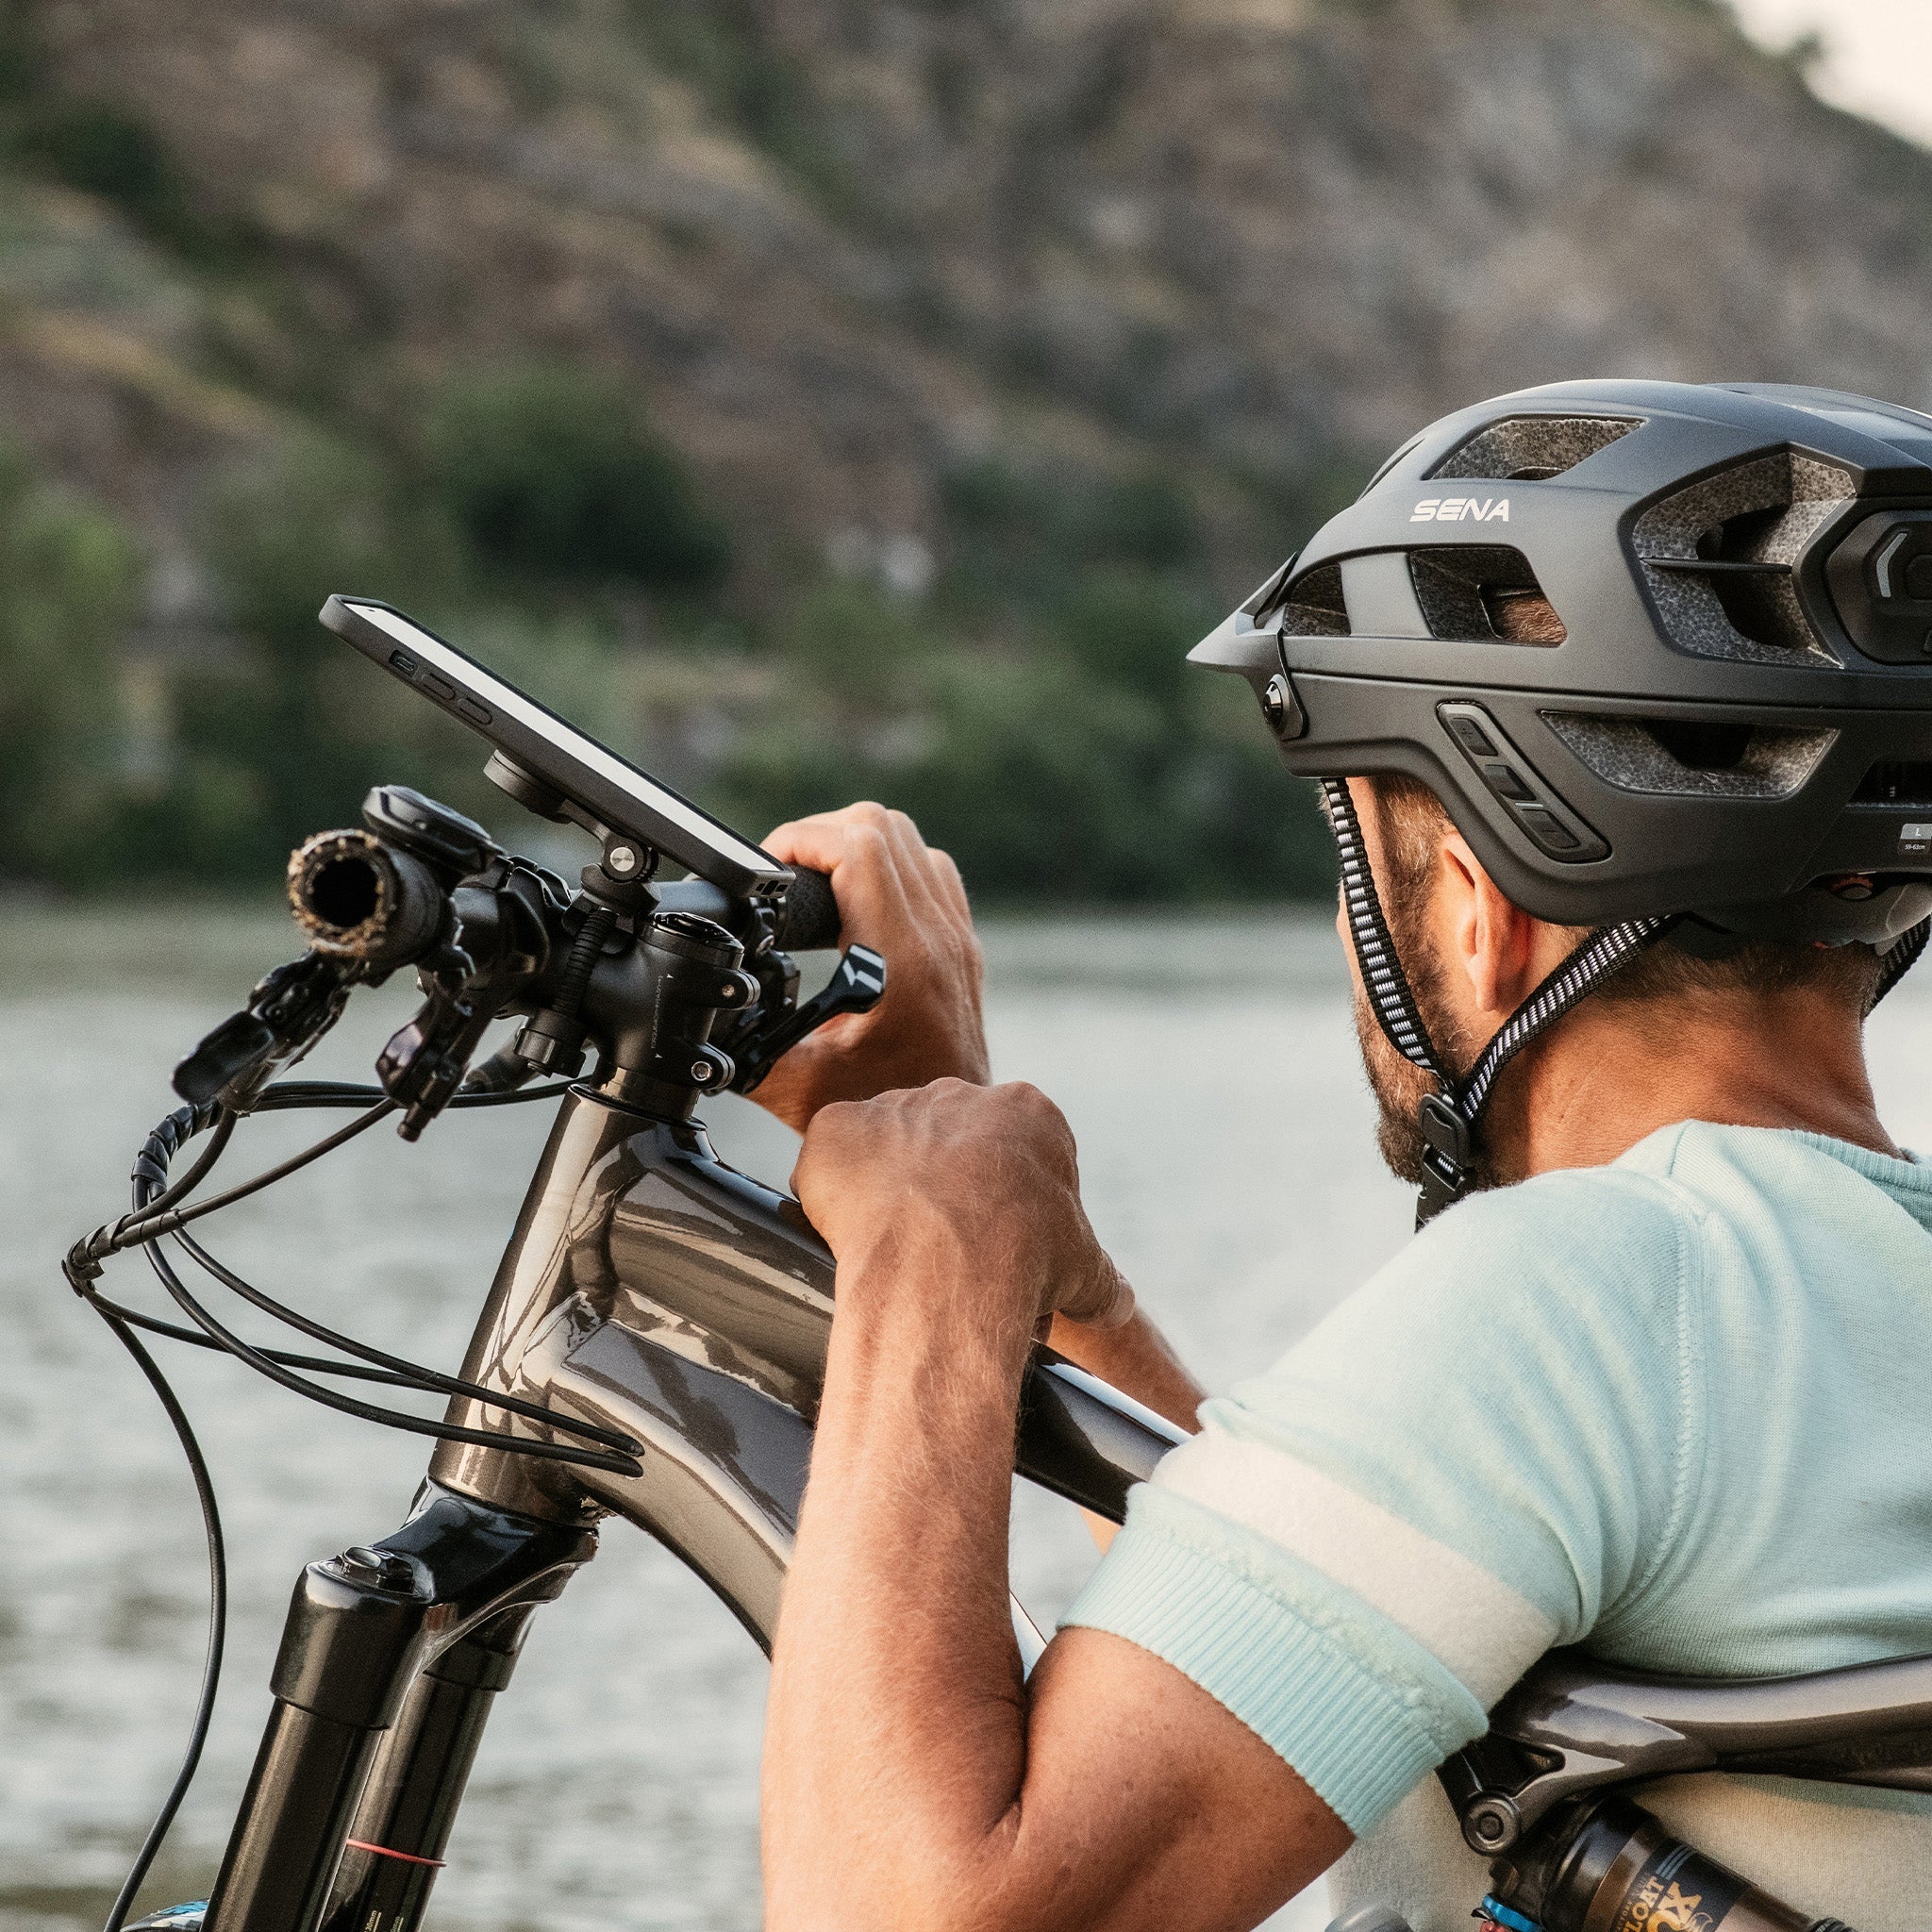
[[61, 598, 1926, 1932]]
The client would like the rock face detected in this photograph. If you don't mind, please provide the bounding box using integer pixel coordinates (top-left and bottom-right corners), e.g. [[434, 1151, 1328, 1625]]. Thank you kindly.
[[13, 0, 1932, 588]]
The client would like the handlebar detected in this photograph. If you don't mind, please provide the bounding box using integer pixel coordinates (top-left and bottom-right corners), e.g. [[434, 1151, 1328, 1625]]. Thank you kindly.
[[291, 839, 844, 966], [771, 867, 841, 951], [195, 785, 877, 1136], [288, 829, 452, 970]]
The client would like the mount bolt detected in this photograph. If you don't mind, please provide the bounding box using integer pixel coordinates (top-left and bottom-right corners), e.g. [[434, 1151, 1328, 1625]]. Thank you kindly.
[[1261, 673, 1305, 741], [1462, 1793, 1521, 1853], [338, 1545, 417, 1593]]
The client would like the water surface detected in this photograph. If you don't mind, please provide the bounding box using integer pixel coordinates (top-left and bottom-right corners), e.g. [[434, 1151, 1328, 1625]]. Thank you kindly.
[[8, 907, 1927, 1931]]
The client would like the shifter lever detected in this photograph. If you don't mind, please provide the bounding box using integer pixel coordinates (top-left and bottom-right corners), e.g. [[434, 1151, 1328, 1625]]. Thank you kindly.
[[728, 944, 886, 1093]]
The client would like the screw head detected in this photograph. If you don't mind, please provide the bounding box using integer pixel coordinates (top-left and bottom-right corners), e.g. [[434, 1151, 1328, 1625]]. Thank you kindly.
[[1462, 1793, 1521, 1853], [338, 1545, 416, 1593], [1261, 673, 1303, 740], [607, 842, 641, 875]]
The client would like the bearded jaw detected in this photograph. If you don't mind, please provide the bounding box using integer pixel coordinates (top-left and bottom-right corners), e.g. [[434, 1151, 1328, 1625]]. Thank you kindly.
[[1348, 953, 1505, 1196]]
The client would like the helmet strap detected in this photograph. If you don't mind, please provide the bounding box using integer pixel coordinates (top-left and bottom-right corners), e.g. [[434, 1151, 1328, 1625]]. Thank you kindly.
[[1320, 778, 1680, 1228], [1870, 918, 1930, 1011]]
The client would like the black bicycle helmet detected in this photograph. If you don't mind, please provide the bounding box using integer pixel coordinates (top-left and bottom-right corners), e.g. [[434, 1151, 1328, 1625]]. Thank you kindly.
[[1193, 378, 1932, 1218]]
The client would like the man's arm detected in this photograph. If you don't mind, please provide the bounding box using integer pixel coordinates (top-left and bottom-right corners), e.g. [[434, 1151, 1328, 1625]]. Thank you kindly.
[[756, 803, 1208, 1436], [762, 1082, 1349, 1932]]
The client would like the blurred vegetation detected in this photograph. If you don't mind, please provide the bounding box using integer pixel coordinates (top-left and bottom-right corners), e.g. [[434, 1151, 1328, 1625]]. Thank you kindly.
[[0, 10, 1342, 908], [422, 365, 733, 593], [0, 368, 1340, 903], [0, 445, 142, 886], [0, 47, 1337, 908], [716, 476, 1335, 901]]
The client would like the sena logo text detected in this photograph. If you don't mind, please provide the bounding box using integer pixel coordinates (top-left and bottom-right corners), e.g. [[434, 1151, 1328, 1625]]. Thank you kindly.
[[1411, 496, 1510, 523]]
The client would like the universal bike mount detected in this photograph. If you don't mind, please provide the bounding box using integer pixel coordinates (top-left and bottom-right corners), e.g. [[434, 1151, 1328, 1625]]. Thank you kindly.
[[78, 599, 1924, 1932]]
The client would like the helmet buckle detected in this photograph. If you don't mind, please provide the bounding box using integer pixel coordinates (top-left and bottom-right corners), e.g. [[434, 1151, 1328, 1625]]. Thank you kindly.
[[1416, 1092, 1473, 1226]]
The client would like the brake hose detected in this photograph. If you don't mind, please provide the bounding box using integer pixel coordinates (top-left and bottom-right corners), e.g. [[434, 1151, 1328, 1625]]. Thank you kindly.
[[65, 1076, 642, 1932]]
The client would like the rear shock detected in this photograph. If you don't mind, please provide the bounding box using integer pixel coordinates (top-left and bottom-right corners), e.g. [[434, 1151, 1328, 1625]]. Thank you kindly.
[[1478, 1794, 1857, 1932]]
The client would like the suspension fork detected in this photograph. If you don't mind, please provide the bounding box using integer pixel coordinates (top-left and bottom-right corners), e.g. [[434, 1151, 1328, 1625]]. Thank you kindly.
[[203, 1486, 593, 1932], [316, 1605, 539, 1932]]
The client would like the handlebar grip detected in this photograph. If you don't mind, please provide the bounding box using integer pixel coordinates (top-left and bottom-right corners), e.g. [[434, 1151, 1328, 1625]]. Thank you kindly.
[[289, 828, 448, 969], [774, 868, 841, 951]]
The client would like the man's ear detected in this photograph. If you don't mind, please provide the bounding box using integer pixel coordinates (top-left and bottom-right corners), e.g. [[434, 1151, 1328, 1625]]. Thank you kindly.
[[1436, 828, 1540, 1019]]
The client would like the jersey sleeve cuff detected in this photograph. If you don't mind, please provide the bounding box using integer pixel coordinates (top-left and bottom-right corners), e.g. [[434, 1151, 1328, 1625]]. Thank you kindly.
[[1058, 1489, 1488, 1836]]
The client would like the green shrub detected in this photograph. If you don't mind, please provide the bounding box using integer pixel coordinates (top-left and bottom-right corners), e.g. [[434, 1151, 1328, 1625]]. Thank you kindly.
[[423, 363, 731, 592], [0, 444, 141, 885], [27, 105, 173, 211], [179, 435, 473, 879], [1047, 570, 1206, 707], [776, 578, 928, 706], [626, 1, 855, 217], [719, 570, 1335, 904], [14, 101, 230, 259], [938, 456, 1205, 621]]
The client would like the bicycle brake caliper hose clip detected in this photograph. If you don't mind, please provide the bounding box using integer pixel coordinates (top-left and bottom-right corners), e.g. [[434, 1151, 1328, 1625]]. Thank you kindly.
[[1477, 1897, 1541, 1932]]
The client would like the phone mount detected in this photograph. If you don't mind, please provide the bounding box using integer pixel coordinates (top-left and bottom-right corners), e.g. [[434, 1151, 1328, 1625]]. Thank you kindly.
[[320, 595, 793, 907]]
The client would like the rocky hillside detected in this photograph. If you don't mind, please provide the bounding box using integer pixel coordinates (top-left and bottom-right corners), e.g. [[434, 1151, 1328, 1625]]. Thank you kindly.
[[3, 0, 1931, 895], [13, 0, 1932, 585]]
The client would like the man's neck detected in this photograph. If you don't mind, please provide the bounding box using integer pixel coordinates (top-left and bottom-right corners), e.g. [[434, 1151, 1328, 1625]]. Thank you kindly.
[[1485, 987, 1899, 1182]]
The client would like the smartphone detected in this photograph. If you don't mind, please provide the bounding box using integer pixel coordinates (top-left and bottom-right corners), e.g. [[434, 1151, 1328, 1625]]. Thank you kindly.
[[321, 596, 791, 897]]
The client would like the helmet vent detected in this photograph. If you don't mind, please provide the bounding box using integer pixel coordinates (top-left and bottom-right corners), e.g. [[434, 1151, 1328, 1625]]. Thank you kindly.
[[1542, 710, 1835, 799], [1408, 545, 1564, 643], [1430, 414, 1641, 483], [1271, 561, 1350, 637], [1854, 762, 1932, 808], [1633, 452, 1854, 666]]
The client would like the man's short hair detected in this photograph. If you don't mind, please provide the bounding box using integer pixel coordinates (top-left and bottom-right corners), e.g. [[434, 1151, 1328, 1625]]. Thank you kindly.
[[1369, 590, 1879, 1015]]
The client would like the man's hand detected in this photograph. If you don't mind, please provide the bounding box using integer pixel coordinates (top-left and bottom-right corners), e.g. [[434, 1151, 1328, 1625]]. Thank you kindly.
[[793, 1078, 1135, 1333], [757, 803, 990, 1134]]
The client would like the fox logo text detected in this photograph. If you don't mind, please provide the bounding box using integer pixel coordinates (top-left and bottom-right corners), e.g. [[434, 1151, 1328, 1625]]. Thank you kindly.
[[1410, 497, 1510, 523]]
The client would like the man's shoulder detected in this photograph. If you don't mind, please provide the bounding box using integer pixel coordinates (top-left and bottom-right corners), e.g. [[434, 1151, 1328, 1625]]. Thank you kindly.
[[1179, 1139, 1711, 1676], [1400, 1148, 1701, 1315], [1221, 1157, 1700, 1443], [1446, 1143, 1699, 1240]]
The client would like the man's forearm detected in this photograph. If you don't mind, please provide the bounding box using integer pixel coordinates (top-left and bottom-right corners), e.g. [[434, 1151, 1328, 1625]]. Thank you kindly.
[[762, 1226, 1038, 1931], [1045, 1308, 1206, 1433]]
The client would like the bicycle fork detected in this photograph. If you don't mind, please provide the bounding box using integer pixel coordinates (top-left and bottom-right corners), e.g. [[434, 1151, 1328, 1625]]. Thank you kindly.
[[202, 1485, 594, 1932]]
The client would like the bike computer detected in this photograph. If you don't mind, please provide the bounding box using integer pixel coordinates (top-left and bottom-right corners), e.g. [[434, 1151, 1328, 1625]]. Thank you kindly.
[[321, 595, 791, 896]]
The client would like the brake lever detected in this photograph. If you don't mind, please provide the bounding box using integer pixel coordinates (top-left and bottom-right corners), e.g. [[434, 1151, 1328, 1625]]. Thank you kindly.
[[728, 944, 886, 1093], [173, 952, 360, 1109], [374, 938, 492, 1141]]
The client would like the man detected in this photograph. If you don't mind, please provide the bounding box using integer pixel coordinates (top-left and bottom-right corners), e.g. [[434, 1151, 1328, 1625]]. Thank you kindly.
[[753, 382, 1932, 1931]]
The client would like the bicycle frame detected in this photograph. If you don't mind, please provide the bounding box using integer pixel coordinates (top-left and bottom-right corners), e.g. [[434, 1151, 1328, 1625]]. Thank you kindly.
[[198, 1084, 1187, 1932]]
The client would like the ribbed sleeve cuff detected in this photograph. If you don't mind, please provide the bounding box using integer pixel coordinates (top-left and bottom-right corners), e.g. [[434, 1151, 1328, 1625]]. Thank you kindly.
[[1059, 1494, 1486, 1835]]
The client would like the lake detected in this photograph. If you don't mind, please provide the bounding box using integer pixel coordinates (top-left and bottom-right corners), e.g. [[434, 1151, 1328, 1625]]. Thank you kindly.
[[8, 905, 1932, 1932]]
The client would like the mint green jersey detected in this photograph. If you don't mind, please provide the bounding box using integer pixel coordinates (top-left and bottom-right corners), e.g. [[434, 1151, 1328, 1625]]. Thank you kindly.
[[1063, 1124, 1932, 1930]]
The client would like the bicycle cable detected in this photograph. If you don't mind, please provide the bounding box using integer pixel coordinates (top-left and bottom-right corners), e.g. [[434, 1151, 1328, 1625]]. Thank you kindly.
[[66, 1073, 645, 1932], [92, 1306, 224, 1932]]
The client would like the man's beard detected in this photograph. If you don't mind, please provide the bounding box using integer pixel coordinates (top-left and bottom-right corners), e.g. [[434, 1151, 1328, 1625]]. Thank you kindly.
[[1350, 925, 1500, 1193]]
